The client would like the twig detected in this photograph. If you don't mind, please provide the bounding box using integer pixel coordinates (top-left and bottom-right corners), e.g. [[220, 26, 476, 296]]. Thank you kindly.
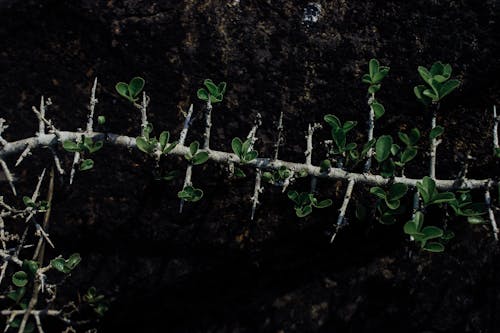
[[0, 118, 8, 147], [493, 105, 499, 152], [364, 94, 375, 172], [331, 179, 355, 242], [485, 187, 499, 241], [15, 142, 33, 167], [178, 104, 194, 146], [247, 114, 262, 219], [0, 158, 17, 195], [139, 92, 149, 137], [273, 110, 284, 161], [202, 98, 213, 150], [178, 105, 195, 213], [305, 123, 322, 193], [85, 78, 98, 134], [49, 146, 65, 175], [429, 104, 441, 179]]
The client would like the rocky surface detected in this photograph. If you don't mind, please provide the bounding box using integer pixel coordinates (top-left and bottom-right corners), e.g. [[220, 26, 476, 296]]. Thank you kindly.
[[1, 0, 499, 332]]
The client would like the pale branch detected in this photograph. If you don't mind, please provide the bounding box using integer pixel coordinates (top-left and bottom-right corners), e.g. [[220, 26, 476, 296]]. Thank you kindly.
[[429, 104, 441, 179], [38, 96, 46, 136], [85, 78, 98, 134], [331, 178, 355, 243], [49, 146, 65, 175], [493, 105, 499, 151], [485, 188, 499, 241], [0, 131, 494, 191], [247, 114, 262, 220], [364, 94, 375, 172], [179, 164, 193, 214], [32, 104, 61, 139], [69, 149, 80, 186], [178, 104, 195, 213], [273, 110, 284, 161], [305, 123, 322, 193], [178, 104, 194, 146], [202, 98, 213, 150], [0, 118, 8, 147], [139, 92, 149, 137], [15, 142, 33, 167], [0, 158, 17, 195], [250, 170, 262, 220]]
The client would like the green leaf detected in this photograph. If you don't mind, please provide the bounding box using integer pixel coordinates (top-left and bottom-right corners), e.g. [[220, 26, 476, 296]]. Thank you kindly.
[[404, 220, 422, 236], [98, 115, 106, 125], [189, 141, 199, 156], [63, 140, 82, 153], [244, 150, 258, 162], [439, 79, 460, 99], [372, 102, 385, 120], [262, 172, 274, 183], [218, 82, 227, 95], [385, 199, 400, 210], [314, 199, 332, 208], [23, 196, 34, 207], [369, 59, 379, 79], [22, 260, 38, 276], [368, 84, 381, 94], [50, 258, 67, 273], [287, 190, 299, 203], [388, 183, 408, 201], [66, 253, 82, 270], [343, 121, 357, 132], [192, 152, 209, 165], [7, 286, 26, 303], [423, 242, 445, 252], [423, 89, 438, 101], [380, 159, 395, 178], [430, 192, 455, 205], [234, 167, 246, 178], [115, 82, 129, 99], [370, 187, 386, 200], [197, 88, 209, 101], [136, 137, 154, 154], [231, 138, 242, 157], [128, 77, 145, 98], [324, 114, 341, 129], [87, 140, 103, 153], [401, 147, 417, 164], [12, 271, 28, 287], [79, 159, 94, 171], [375, 135, 393, 162], [429, 126, 444, 139], [332, 128, 346, 150], [442, 64, 452, 78], [467, 216, 486, 224], [421, 226, 443, 240], [296, 205, 313, 218], [417, 66, 432, 83], [409, 128, 421, 145], [430, 62, 444, 76], [320, 159, 331, 173], [362, 74, 372, 84], [204, 79, 219, 96], [163, 141, 177, 154], [390, 143, 400, 156], [159, 131, 170, 150]]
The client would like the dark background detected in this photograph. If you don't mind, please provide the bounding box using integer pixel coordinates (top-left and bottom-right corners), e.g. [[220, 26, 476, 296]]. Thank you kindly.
[[1, 0, 500, 332]]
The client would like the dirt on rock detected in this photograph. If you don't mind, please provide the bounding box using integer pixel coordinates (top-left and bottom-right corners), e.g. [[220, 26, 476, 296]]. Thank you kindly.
[[1, 0, 500, 332]]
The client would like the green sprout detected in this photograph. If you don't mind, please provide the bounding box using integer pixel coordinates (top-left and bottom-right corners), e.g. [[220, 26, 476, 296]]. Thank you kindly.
[[184, 141, 209, 165], [403, 211, 449, 252], [135, 124, 177, 156], [231, 137, 258, 163], [362, 58, 390, 119], [370, 183, 408, 224], [177, 185, 203, 202], [50, 253, 82, 274], [115, 77, 145, 103], [287, 191, 332, 217], [416, 176, 455, 207], [63, 135, 104, 171], [414, 61, 460, 105], [197, 79, 226, 103]]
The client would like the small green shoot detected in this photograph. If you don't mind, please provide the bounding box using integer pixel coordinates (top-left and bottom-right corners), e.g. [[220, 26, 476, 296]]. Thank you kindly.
[[115, 77, 145, 103], [197, 79, 226, 103]]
